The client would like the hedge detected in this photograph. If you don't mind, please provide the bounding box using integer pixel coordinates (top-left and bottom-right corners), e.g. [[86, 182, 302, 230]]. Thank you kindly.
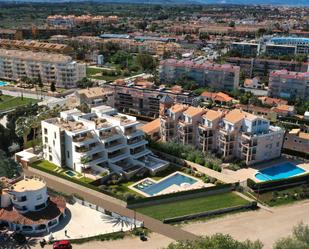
[[247, 172, 309, 193], [127, 183, 234, 205]]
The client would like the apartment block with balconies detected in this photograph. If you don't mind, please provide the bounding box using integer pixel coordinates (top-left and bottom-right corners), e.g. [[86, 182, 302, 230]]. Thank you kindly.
[[160, 104, 284, 165], [0, 49, 86, 88], [41, 106, 168, 179]]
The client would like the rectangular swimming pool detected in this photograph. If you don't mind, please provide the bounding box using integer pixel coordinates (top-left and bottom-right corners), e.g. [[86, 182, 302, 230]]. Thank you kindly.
[[255, 162, 305, 181], [133, 172, 198, 196], [0, 81, 7, 87]]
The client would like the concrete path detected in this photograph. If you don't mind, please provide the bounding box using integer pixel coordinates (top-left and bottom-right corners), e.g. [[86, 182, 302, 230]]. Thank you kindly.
[[25, 167, 198, 242]]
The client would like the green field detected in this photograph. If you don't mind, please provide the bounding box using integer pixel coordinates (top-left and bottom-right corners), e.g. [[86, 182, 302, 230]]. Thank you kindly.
[[136, 192, 249, 221], [0, 95, 38, 111]]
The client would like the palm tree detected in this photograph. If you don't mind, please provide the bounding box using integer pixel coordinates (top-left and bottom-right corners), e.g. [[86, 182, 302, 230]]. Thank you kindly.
[[101, 214, 132, 232]]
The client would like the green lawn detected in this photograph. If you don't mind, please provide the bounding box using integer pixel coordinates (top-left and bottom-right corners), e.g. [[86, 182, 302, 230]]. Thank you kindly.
[[136, 192, 249, 221], [32, 160, 93, 184], [0, 95, 38, 111]]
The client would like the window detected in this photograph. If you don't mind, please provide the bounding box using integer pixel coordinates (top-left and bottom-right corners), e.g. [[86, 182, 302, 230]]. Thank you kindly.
[[35, 203, 46, 210], [45, 137, 48, 143], [49, 155, 53, 161], [54, 132, 56, 139], [67, 151, 70, 158], [44, 128, 48, 135], [36, 195, 42, 201], [53, 140, 55, 146]]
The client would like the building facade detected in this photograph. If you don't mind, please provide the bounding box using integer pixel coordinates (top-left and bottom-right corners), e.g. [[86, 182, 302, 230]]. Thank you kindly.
[[41, 106, 168, 179], [160, 105, 284, 165], [159, 59, 240, 91], [283, 127, 309, 156], [268, 70, 309, 100], [270, 37, 309, 55], [0, 49, 86, 88], [0, 176, 66, 234]]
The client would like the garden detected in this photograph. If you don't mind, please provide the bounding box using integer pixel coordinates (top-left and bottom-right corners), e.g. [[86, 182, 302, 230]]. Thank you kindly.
[[0, 95, 39, 111]]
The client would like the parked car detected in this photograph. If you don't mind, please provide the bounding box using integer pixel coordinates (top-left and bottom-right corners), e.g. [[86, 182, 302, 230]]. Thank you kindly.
[[53, 240, 72, 249]]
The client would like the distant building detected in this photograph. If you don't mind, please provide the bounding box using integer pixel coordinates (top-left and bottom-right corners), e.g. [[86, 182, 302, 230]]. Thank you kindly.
[[272, 105, 296, 117], [75, 87, 114, 107], [200, 91, 235, 105], [244, 77, 264, 89], [159, 59, 240, 91], [229, 42, 260, 57], [0, 29, 23, 40], [265, 44, 296, 56], [270, 37, 309, 54], [268, 70, 309, 100], [258, 96, 288, 107], [283, 126, 309, 156], [0, 49, 86, 88]]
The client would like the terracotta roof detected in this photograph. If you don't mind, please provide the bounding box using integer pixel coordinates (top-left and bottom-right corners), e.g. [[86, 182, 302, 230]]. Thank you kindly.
[[183, 106, 206, 117], [140, 119, 160, 134], [203, 109, 223, 121], [170, 104, 188, 113], [258, 96, 288, 106], [201, 91, 233, 103], [0, 196, 66, 226], [77, 87, 113, 99], [299, 132, 309, 140], [272, 105, 295, 113], [224, 109, 253, 124]]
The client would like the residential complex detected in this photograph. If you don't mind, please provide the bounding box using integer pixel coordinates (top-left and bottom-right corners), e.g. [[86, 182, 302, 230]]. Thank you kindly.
[[75, 87, 115, 107], [229, 42, 260, 57], [159, 59, 240, 91], [283, 126, 309, 156], [160, 105, 284, 165], [269, 37, 309, 54], [41, 106, 168, 178], [108, 80, 200, 118], [0, 49, 86, 88], [268, 70, 309, 100], [47, 15, 118, 27], [0, 176, 66, 234]]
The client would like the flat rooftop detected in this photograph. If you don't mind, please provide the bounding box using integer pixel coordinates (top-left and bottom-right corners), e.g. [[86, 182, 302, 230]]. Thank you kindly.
[[10, 177, 45, 192]]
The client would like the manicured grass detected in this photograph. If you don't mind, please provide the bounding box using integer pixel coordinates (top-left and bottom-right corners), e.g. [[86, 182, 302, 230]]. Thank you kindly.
[[0, 95, 38, 111], [32, 160, 93, 184], [136, 192, 249, 221]]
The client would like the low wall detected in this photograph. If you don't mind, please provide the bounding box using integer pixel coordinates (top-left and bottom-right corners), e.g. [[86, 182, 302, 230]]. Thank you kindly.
[[163, 202, 258, 224], [127, 184, 235, 209]]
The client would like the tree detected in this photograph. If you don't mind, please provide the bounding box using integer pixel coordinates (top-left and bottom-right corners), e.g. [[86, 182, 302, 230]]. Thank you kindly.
[[0, 124, 13, 153], [0, 150, 21, 178], [164, 234, 263, 249], [50, 82, 56, 92], [76, 78, 93, 89], [136, 53, 157, 72], [101, 214, 132, 232], [15, 116, 33, 147], [273, 223, 309, 249]]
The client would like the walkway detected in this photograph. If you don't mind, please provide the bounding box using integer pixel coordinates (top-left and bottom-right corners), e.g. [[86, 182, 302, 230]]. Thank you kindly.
[[24, 167, 198, 242]]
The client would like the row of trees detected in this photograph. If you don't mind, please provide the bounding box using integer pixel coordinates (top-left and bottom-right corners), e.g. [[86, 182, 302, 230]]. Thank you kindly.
[[164, 223, 309, 249]]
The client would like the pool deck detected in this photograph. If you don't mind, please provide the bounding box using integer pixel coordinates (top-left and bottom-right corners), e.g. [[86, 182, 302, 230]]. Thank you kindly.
[[128, 171, 211, 197], [222, 157, 309, 183]]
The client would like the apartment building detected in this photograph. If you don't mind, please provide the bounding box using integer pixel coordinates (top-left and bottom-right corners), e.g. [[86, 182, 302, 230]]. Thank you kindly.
[[160, 105, 284, 165], [0, 39, 73, 55], [270, 37, 309, 55], [226, 57, 308, 78], [0, 29, 23, 40], [41, 106, 168, 179], [47, 15, 118, 27], [75, 87, 114, 107], [265, 44, 297, 56], [283, 126, 309, 156], [0, 49, 86, 88], [229, 42, 260, 57], [159, 59, 240, 91], [108, 80, 199, 118], [268, 70, 309, 100]]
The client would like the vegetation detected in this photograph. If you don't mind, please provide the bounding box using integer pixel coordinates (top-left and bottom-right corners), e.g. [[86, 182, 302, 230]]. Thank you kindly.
[[76, 77, 93, 89], [0, 95, 38, 111], [148, 140, 223, 172], [136, 192, 249, 221], [0, 150, 21, 178], [249, 184, 309, 207], [273, 223, 309, 249], [164, 233, 263, 249]]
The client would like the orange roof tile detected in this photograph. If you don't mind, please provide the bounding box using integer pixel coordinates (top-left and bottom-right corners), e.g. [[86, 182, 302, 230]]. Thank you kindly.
[[140, 119, 160, 134], [170, 104, 188, 113], [203, 109, 223, 121], [183, 106, 206, 117]]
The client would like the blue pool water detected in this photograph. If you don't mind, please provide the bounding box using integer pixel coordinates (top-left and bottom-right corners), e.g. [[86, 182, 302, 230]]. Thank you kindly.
[[65, 170, 77, 177], [255, 162, 305, 181], [134, 173, 197, 196], [0, 81, 7, 87]]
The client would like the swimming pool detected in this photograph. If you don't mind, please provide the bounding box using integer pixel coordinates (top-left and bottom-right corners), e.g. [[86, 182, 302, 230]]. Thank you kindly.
[[133, 172, 198, 196], [255, 162, 305, 181], [0, 81, 7, 87], [64, 170, 77, 177]]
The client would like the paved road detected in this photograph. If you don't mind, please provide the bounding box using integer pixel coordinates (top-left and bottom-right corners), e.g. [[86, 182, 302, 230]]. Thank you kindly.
[[1, 89, 57, 101], [25, 167, 198, 242]]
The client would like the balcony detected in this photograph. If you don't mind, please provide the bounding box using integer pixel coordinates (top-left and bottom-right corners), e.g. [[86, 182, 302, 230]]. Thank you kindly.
[[73, 133, 94, 143]]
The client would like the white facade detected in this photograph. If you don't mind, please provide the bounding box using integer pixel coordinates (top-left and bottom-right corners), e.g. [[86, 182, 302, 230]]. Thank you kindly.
[[0, 49, 86, 88], [41, 106, 168, 178]]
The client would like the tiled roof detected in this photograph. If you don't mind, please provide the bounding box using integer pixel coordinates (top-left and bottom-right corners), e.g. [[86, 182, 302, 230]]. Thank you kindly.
[[183, 106, 206, 117], [203, 110, 223, 121], [140, 118, 160, 134]]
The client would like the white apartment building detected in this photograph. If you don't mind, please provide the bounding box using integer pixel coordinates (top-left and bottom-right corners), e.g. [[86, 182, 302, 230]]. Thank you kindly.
[[0, 49, 86, 88], [41, 106, 168, 179], [160, 105, 284, 165]]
